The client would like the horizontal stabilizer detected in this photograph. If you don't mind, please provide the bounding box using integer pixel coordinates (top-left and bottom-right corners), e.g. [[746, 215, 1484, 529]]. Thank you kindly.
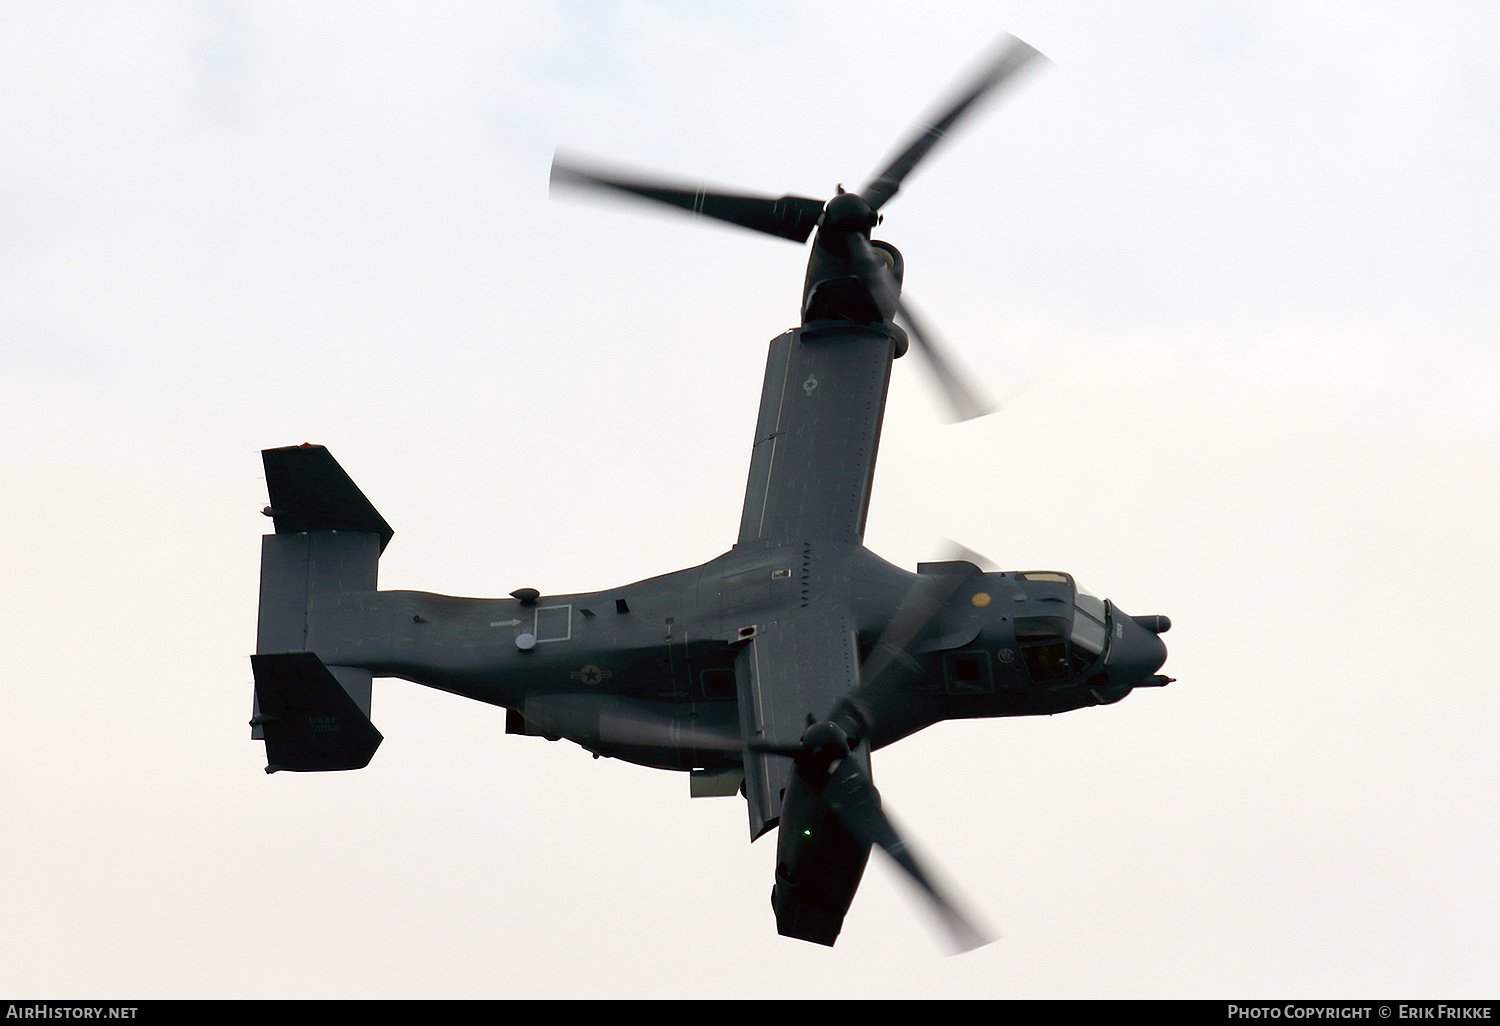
[[251, 652, 383, 773], [262, 445, 393, 553]]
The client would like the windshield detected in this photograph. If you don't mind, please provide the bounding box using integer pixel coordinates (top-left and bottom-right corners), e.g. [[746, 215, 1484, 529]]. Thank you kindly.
[[1071, 586, 1108, 658]]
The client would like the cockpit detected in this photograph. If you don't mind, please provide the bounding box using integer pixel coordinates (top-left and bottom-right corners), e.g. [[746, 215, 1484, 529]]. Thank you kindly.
[[1011, 572, 1110, 685]]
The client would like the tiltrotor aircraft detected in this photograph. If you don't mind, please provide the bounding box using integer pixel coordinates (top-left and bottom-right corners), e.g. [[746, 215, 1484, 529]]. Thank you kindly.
[[249, 34, 1172, 951]]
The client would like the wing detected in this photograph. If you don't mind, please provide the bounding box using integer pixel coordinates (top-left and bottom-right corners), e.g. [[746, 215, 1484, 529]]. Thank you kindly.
[[730, 319, 900, 838], [737, 325, 897, 547], [733, 605, 862, 839]]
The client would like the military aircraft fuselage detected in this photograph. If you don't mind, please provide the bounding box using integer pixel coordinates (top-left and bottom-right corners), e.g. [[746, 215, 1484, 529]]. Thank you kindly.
[[277, 521, 1167, 775]]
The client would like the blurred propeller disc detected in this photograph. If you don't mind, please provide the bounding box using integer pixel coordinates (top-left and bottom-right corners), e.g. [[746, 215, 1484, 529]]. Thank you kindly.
[[847, 233, 998, 422], [820, 753, 992, 953], [755, 721, 993, 953]]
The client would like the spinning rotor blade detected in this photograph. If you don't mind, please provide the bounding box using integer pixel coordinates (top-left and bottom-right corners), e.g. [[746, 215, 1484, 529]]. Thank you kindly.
[[755, 720, 993, 953], [751, 562, 995, 950], [895, 297, 999, 422], [861, 34, 1048, 211], [550, 154, 826, 243], [821, 755, 992, 953], [848, 234, 998, 423], [855, 558, 980, 702], [825, 562, 993, 952], [847, 548, 993, 724]]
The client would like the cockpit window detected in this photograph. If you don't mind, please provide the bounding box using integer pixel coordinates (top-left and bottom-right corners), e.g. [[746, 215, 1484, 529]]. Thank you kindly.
[[1075, 588, 1106, 622], [1072, 583, 1109, 660], [1015, 583, 1111, 684], [1070, 604, 1107, 658], [1015, 616, 1073, 682]]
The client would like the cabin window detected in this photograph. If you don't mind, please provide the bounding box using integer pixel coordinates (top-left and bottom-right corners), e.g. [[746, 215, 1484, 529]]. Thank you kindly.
[[943, 650, 994, 695]]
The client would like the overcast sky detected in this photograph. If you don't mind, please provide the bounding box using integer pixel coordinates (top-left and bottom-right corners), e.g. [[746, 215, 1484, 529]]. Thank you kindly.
[[2, 1, 1497, 999]]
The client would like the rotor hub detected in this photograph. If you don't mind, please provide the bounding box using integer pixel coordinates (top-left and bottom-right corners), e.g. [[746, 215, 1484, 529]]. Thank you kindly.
[[799, 720, 852, 759], [821, 192, 877, 238]]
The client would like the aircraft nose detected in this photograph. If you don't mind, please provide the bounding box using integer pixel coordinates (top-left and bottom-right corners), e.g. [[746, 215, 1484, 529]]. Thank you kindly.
[[1105, 606, 1168, 686]]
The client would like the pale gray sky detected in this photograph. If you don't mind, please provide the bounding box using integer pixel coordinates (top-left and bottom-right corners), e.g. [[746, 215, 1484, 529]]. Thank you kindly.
[[2, 1, 1497, 998]]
